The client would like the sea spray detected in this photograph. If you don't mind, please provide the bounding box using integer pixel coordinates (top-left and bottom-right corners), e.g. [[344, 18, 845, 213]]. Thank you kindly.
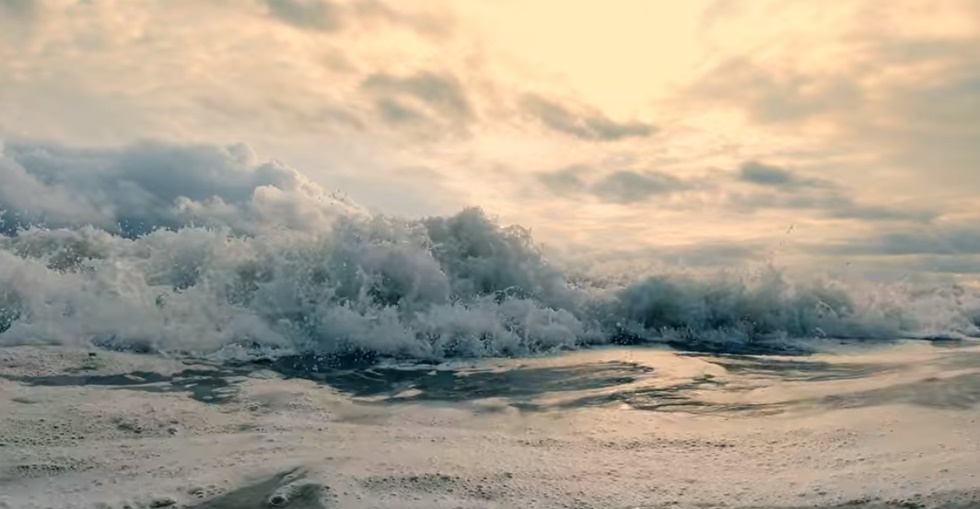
[[1, 140, 979, 360], [1, 210, 978, 360]]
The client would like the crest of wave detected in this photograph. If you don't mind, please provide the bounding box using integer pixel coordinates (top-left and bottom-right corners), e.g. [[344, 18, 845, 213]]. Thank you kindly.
[[0, 140, 978, 360], [0, 211, 591, 359], [2, 214, 979, 360]]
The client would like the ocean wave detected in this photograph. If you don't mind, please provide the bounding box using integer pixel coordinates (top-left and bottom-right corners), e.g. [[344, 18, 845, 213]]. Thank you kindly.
[[1, 140, 978, 361]]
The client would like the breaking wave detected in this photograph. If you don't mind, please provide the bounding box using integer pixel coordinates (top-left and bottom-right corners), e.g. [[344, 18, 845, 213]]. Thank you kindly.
[[1, 140, 978, 361]]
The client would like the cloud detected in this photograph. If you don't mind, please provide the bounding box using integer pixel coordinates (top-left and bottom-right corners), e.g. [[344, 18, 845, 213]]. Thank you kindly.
[[0, 152, 113, 231], [522, 95, 656, 141], [264, 0, 342, 32], [689, 58, 865, 125], [731, 191, 845, 212], [827, 205, 938, 223], [348, 0, 452, 36], [2, 0, 971, 270], [538, 165, 692, 204], [808, 223, 980, 274], [737, 160, 832, 189], [537, 165, 589, 194], [700, 0, 739, 27], [362, 71, 473, 130], [0, 140, 365, 237], [373, 98, 429, 126], [866, 58, 980, 189], [0, 0, 36, 18], [686, 1, 980, 198], [818, 227, 980, 257], [591, 171, 689, 204], [537, 158, 934, 223], [731, 191, 936, 223], [0, 0, 41, 37], [263, 0, 451, 36], [730, 160, 937, 223]]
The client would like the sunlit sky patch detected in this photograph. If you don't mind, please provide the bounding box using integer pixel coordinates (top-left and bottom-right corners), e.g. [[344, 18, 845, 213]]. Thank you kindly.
[[2, 0, 979, 280]]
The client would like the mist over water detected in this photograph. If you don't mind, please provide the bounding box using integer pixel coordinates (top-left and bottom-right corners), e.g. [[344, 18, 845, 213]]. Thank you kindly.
[[1, 140, 979, 361]]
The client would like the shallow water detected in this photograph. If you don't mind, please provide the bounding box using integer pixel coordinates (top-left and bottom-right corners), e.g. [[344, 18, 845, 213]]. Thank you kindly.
[[2, 341, 980, 508], [0, 368, 242, 404]]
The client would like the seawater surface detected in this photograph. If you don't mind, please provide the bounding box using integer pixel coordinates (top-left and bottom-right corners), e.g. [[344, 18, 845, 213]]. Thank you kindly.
[[2, 340, 980, 508]]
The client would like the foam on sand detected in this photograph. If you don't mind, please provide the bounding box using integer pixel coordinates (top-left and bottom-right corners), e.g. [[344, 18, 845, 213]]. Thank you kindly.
[[2, 343, 980, 508]]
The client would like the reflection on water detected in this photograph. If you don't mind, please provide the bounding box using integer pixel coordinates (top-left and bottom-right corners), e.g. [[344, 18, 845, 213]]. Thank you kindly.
[[512, 373, 747, 414], [683, 354, 895, 382], [4, 343, 980, 509], [288, 360, 652, 401], [261, 343, 980, 416], [0, 368, 242, 403], [819, 371, 980, 411], [8, 343, 979, 417]]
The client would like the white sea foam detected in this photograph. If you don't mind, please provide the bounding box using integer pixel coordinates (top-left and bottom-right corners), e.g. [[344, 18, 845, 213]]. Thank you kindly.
[[1, 140, 978, 360]]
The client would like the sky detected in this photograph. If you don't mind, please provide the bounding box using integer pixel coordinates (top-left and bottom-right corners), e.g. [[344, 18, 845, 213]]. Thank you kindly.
[[1, 0, 979, 281]]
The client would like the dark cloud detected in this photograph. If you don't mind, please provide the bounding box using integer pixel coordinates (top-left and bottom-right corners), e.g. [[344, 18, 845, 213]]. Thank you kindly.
[[0, 0, 41, 34], [374, 98, 429, 126], [522, 95, 656, 141], [818, 228, 980, 257], [688, 58, 864, 124], [0, 140, 363, 237], [0, 0, 36, 18], [538, 165, 691, 204], [731, 161, 937, 223], [537, 165, 589, 194], [731, 191, 846, 212], [828, 204, 938, 223], [538, 159, 935, 220], [348, 0, 452, 37], [591, 171, 689, 204], [362, 71, 472, 124], [264, 0, 342, 32], [263, 0, 450, 36], [731, 191, 936, 223], [688, 11, 980, 191], [802, 32, 980, 189], [738, 160, 832, 189], [866, 63, 980, 188]]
